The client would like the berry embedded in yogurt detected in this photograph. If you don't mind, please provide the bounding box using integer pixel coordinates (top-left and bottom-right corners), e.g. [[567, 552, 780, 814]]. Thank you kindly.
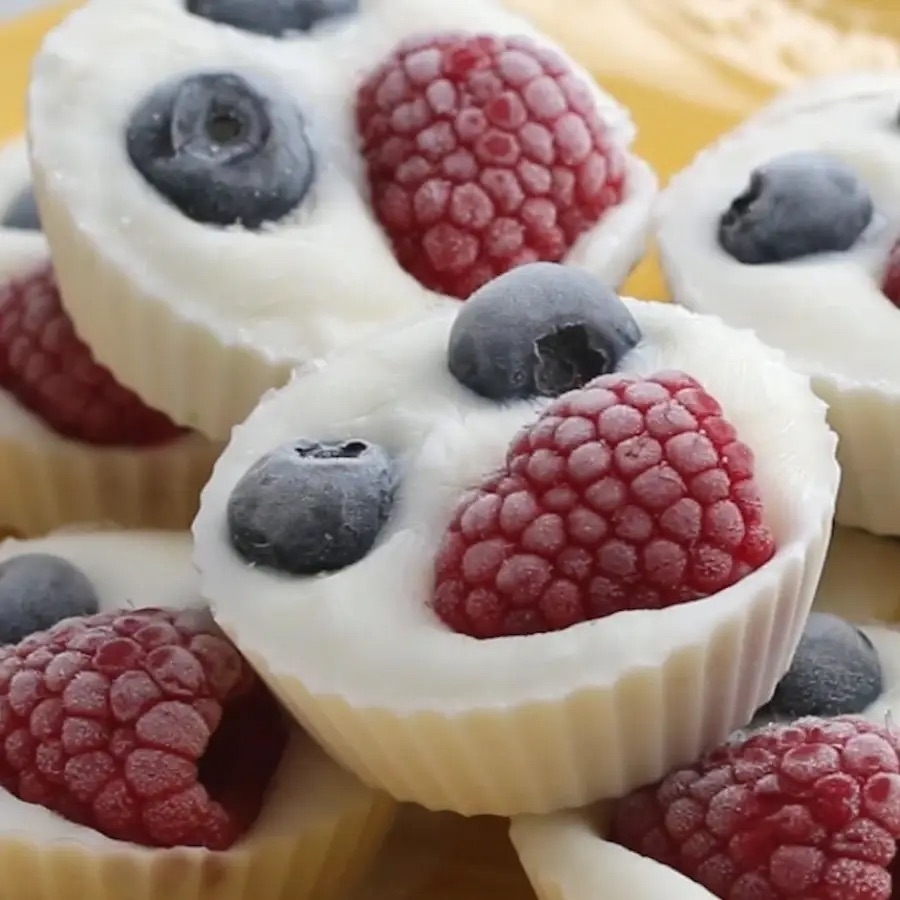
[[223, 264, 778, 642], [0, 553, 99, 644], [717, 152, 874, 265], [758, 612, 884, 720], [196, 259, 836, 815], [447, 262, 641, 401], [611, 716, 900, 900], [1, 186, 40, 232], [127, 71, 316, 230], [0, 602, 288, 850], [185, 0, 359, 36], [432, 370, 776, 639], [357, 33, 630, 299], [655, 73, 900, 537], [228, 438, 399, 575], [0, 265, 185, 446]]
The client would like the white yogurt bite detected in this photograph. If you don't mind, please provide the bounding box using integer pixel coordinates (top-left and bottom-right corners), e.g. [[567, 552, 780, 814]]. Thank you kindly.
[[509, 524, 900, 900], [0, 528, 395, 900], [28, 0, 656, 440], [656, 72, 900, 536], [193, 264, 837, 816], [0, 138, 220, 535]]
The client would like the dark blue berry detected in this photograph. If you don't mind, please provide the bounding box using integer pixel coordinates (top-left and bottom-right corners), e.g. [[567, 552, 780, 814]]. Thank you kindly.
[[126, 72, 314, 229], [447, 262, 642, 402], [761, 612, 883, 719], [718, 152, 873, 264], [1, 186, 41, 231], [227, 438, 398, 575], [0, 554, 99, 645], [186, 0, 358, 36]]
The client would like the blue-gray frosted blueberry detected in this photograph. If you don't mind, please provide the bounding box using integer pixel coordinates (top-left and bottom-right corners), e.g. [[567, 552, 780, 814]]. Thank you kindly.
[[718, 152, 873, 264], [762, 612, 883, 719], [227, 438, 397, 575], [186, 0, 358, 35], [0, 553, 99, 644], [1, 186, 40, 231], [447, 262, 642, 402], [126, 72, 314, 229]]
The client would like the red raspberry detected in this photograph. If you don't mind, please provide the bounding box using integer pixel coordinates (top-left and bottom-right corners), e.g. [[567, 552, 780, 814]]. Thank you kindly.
[[882, 239, 900, 308], [611, 716, 900, 900], [0, 607, 287, 849], [356, 33, 627, 299], [0, 264, 184, 446], [431, 371, 775, 638]]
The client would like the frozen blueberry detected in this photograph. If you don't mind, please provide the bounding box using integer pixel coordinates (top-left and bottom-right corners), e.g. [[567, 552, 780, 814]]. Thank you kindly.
[[718, 152, 873, 264], [126, 72, 314, 229], [760, 613, 883, 719], [1, 185, 40, 231], [186, 0, 358, 35], [447, 262, 641, 402], [228, 438, 398, 575], [0, 554, 99, 644]]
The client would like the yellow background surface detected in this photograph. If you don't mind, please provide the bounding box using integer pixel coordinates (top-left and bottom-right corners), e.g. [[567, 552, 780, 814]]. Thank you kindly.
[[1, 2, 899, 898]]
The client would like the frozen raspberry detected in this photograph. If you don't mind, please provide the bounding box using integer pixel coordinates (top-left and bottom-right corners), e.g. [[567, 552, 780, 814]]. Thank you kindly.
[[356, 33, 627, 299], [611, 716, 900, 900], [432, 370, 775, 638], [882, 239, 900, 308], [0, 264, 184, 446], [0, 607, 287, 849]]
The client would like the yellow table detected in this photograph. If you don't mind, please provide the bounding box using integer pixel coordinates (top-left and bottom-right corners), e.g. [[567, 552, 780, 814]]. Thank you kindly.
[[1, 3, 899, 899]]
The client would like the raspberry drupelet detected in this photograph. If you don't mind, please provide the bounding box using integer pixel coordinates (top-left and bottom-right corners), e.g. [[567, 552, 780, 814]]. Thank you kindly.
[[0, 607, 287, 850], [432, 371, 775, 638], [612, 716, 900, 900], [0, 264, 184, 446], [356, 33, 627, 299]]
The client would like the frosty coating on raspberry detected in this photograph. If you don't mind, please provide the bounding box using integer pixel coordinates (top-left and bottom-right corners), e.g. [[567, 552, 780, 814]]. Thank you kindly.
[[0, 606, 288, 850], [357, 33, 629, 299], [611, 716, 900, 900], [433, 370, 776, 639], [0, 265, 184, 446]]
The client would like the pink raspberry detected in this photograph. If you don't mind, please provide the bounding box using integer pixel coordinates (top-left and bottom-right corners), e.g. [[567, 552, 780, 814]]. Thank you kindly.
[[356, 33, 627, 299], [0, 607, 287, 849], [612, 716, 900, 900], [0, 264, 184, 446], [882, 239, 900, 308], [432, 371, 775, 638]]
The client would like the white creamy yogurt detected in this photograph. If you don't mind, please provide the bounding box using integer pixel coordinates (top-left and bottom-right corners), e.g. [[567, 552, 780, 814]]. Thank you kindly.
[[28, 0, 657, 439], [193, 299, 838, 814], [656, 73, 900, 534]]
